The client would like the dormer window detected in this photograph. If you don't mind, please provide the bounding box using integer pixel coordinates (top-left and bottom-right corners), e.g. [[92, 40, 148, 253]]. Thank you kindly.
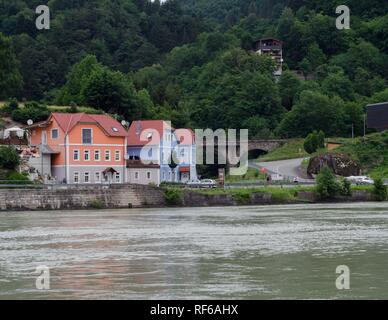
[[146, 132, 153, 140], [82, 128, 92, 144], [112, 127, 119, 133]]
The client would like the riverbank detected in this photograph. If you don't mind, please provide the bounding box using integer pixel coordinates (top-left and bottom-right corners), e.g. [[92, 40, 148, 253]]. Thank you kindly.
[[0, 184, 381, 211]]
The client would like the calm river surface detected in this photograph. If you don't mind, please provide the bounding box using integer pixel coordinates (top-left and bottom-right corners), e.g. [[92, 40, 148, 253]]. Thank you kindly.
[[1, 203, 388, 300]]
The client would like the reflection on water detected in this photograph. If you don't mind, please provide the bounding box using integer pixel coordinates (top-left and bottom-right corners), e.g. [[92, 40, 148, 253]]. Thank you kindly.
[[1, 203, 388, 299]]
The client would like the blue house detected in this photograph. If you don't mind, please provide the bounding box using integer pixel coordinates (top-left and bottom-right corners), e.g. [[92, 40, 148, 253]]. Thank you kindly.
[[126, 120, 197, 185]]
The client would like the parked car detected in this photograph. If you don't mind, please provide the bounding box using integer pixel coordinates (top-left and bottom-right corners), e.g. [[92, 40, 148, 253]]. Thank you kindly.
[[356, 177, 374, 185], [200, 179, 217, 188], [187, 179, 202, 187], [346, 176, 374, 185]]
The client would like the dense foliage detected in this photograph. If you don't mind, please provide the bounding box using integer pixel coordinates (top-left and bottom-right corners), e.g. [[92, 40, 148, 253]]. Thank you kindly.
[[373, 178, 387, 201], [304, 130, 325, 154], [0, 146, 20, 170], [316, 166, 340, 199], [1, 0, 387, 138]]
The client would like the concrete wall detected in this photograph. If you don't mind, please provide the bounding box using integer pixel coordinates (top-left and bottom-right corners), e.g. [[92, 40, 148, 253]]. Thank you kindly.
[[0, 184, 165, 211], [127, 168, 160, 185]]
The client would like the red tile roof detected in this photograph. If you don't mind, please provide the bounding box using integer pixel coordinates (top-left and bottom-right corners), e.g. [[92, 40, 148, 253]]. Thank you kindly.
[[50, 113, 127, 137], [127, 120, 173, 146]]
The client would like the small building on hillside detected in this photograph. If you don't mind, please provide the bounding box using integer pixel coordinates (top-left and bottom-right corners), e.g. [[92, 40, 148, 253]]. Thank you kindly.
[[253, 37, 283, 76], [367, 102, 388, 131]]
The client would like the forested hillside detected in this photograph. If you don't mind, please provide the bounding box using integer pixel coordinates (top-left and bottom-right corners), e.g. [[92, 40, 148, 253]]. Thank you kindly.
[[1, 0, 387, 138]]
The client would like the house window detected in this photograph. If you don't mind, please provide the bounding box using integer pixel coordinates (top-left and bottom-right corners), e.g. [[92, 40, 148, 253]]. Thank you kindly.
[[105, 150, 111, 161], [84, 172, 90, 183], [115, 150, 121, 161], [180, 148, 185, 157], [147, 172, 151, 180], [73, 150, 79, 161], [95, 172, 101, 183], [73, 172, 79, 184], [115, 173, 121, 183], [162, 172, 166, 180], [148, 148, 153, 157], [94, 150, 100, 161], [168, 172, 171, 181], [82, 128, 92, 144], [84, 150, 90, 161], [135, 172, 139, 180], [51, 129, 59, 139]]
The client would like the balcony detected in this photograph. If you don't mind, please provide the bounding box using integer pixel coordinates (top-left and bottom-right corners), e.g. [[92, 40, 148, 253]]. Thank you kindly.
[[258, 45, 282, 51], [126, 159, 160, 168]]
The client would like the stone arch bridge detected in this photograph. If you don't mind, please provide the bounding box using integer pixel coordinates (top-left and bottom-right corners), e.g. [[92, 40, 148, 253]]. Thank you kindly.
[[200, 139, 287, 152], [246, 139, 287, 152]]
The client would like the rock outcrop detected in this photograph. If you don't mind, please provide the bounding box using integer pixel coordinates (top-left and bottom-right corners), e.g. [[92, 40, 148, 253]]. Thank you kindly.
[[307, 153, 361, 177]]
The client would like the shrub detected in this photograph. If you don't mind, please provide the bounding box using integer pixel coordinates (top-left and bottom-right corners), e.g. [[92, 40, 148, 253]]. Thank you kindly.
[[373, 178, 387, 201], [304, 130, 325, 154], [1, 98, 18, 115], [340, 178, 352, 196], [90, 199, 104, 209], [67, 102, 78, 113], [3, 171, 31, 184], [11, 101, 50, 124], [164, 188, 183, 206], [316, 166, 340, 199], [232, 190, 251, 204], [0, 146, 20, 170]]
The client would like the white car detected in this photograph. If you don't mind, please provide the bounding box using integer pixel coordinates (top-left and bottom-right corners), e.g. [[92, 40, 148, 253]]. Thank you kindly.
[[187, 179, 202, 186], [356, 177, 374, 185], [200, 179, 217, 188], [346, 176, 374, 185]]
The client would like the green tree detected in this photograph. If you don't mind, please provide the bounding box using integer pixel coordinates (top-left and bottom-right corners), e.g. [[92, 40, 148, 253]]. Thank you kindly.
[[373, 178, 387, 201], [322, 71, 355, 101], [0, 146, 20, 170], [278, 70, 301, 109], [57, 55, 104, 105], [340, 178, 352, 197], [82, 68, 137, 117], [305, 42, 327, 71], [316, 166, 340, 200], [277, 91, 344, 138], [2, 98, 19, 115], [11, 101, 50, 123], [0, 33, 22, 99], [304, 130, 325, 154]]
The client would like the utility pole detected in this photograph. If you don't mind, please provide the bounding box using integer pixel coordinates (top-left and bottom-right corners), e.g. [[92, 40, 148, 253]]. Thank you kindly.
[[363, 114, 366, 137], [351, 123, 354, 139]]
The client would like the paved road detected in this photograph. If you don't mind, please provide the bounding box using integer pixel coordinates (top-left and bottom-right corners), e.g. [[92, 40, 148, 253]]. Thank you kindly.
[[249, 158, 313, 181]]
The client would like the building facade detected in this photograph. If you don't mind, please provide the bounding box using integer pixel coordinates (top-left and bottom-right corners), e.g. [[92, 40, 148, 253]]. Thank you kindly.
[[27, 113, 127, 184], [253, 37, 283, 76], [127, 120, 197, 185]]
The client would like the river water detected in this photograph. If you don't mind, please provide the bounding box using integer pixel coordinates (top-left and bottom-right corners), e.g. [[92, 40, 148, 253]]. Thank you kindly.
[[1, 203, 388, 300]]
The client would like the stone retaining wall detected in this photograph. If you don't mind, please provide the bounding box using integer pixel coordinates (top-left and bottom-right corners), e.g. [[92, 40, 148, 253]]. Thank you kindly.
[[0, 186, 378, 211], [182, 191, 273, 207], [0, 184, 166, 211]]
